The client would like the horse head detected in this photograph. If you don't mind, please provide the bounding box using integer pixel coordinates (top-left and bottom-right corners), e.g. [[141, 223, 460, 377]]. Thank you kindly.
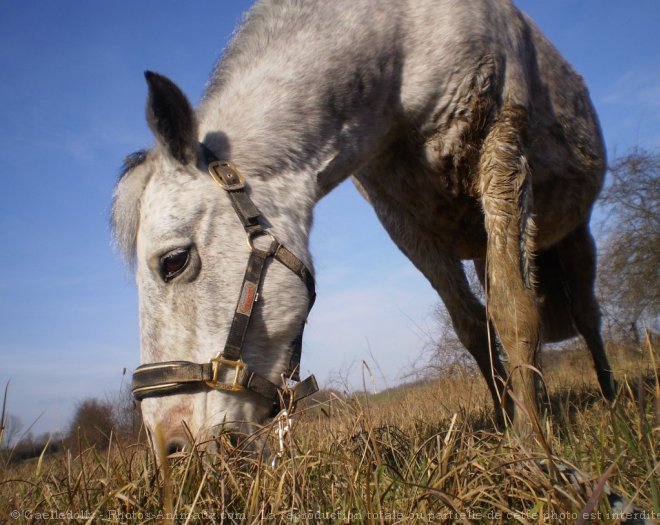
[[112, 72, 316, 454]]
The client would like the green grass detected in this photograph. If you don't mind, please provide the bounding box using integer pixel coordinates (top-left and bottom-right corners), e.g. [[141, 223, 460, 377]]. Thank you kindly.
[[1, 341, 658, 524]]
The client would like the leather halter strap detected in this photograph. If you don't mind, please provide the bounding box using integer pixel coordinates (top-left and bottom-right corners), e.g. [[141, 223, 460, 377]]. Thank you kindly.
[[131, 145, 318, 415]]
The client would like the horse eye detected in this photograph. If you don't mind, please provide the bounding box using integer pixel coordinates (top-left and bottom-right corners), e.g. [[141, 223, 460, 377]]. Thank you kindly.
[[160, 249, 190, 282]]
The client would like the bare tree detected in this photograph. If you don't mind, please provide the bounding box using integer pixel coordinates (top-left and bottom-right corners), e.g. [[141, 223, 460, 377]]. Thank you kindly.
[[68, 398, 116, 451], [597, 147, 660, 338]]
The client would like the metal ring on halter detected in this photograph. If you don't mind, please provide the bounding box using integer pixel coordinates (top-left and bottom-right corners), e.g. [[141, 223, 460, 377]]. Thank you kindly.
[[246, 229, 280, 256]]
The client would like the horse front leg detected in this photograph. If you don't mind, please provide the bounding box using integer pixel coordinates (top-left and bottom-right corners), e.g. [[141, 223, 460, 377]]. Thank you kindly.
[[479, 104, 542, 437]]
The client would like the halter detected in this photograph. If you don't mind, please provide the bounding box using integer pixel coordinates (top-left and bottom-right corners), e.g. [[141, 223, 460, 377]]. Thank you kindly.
[[131, 145, 318, 417]]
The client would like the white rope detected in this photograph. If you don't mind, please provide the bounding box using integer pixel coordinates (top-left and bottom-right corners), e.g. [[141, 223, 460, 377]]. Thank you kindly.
[[271, 409, 293, 468]]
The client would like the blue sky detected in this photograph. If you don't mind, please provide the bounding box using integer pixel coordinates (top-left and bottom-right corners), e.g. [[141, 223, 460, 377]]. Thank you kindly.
[[1, 1, 658, 437]]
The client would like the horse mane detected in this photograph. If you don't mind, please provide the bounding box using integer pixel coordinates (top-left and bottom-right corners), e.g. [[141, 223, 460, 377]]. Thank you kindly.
[[120, 150, 149, 177], [202, 0, 318, 102], [111, 149, 151, 265]]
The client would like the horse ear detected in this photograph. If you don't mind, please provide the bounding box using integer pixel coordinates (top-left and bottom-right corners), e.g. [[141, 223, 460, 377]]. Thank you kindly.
[[144, 71, 198, 165]]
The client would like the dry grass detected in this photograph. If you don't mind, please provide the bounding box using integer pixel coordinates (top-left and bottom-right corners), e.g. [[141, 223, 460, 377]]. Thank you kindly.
[[1, 341, 658, 524]]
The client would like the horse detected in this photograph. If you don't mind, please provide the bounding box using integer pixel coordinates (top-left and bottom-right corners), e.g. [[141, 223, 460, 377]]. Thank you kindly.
[[112, 0, 615, 451]]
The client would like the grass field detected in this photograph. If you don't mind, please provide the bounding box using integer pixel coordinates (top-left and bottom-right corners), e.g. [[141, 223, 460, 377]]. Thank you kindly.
[[1, 340, 658, 524]]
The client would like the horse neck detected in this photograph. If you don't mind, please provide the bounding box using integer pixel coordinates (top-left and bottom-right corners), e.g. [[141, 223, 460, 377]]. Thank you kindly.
[[197, 77, 395, 267]]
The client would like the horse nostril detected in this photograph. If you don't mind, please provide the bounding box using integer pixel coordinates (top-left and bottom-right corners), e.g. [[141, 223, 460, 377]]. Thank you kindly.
[[166, 439, 186, 455]]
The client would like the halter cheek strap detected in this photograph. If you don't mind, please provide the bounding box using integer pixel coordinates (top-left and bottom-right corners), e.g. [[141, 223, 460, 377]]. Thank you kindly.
[[131, 146, 318, 416]]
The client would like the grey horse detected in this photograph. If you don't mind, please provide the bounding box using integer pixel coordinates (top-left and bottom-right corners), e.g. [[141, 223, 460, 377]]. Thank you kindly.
[[113, 0, 614, 448]]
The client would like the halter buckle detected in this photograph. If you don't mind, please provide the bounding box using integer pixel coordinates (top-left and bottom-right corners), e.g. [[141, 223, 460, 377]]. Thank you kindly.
[[208, 160, 245, 191], [206, 356, 245, 391]]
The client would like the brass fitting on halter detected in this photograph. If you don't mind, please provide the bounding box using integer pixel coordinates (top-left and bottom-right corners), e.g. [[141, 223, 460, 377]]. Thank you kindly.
[[247, 229, 279, 255], [206, 356, 246, 392], [208, 160, 245, 190]]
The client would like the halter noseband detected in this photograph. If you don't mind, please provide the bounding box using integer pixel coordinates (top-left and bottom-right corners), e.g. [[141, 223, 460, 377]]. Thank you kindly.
[[131, 145, 318, 416]]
